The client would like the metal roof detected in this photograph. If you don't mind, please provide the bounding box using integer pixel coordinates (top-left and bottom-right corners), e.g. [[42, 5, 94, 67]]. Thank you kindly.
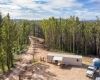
[[47, 53, 82, 59]]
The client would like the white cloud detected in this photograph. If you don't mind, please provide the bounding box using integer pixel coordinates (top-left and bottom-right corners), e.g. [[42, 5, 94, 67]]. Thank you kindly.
[[74, 9, 100, 20], [49, 0, 82, 8], [0, 0, 11, 3], [11, 0, 38, 9], [0, 7, 21, 17], [12, 0, 32, 4], [0, 4, 21, 10], [0, 0, 100, 20], [10, 0, 82, 10]]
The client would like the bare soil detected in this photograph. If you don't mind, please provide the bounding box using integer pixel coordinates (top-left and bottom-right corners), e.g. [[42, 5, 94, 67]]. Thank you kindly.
[[35, 48, 91, 80]]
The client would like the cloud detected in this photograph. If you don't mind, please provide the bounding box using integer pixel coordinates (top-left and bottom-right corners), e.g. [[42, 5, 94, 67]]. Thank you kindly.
[[74, 9, 100, 20], [0, 4, 21, 10], [12, 0, 32, 4], [0, 0, 100, 20], [49, 0, 82, 8], [0, 0, 11, 4]]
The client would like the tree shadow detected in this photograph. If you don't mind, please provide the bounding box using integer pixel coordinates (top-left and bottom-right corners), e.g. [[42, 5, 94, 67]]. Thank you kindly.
[[82, 63, 89, 69], [18, 63, 57, 80], [59, 65, 72, 70], [59, 63, 89, 70]]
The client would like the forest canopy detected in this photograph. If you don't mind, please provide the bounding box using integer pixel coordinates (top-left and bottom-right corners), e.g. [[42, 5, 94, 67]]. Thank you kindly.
[[34, 16, 100, 56], [0, 13, 32, 73]]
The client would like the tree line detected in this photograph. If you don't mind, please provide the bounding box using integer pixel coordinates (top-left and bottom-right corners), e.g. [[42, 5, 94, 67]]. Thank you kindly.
[[0, 13, 32, 73], [34, 16, 100, 56]]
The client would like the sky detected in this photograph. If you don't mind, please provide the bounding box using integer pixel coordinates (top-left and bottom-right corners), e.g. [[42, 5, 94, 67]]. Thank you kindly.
[[0, 0, 100, 20]]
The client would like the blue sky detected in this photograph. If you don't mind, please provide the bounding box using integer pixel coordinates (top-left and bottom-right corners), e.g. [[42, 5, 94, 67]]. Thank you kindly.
[[0, 0, 100, 20]]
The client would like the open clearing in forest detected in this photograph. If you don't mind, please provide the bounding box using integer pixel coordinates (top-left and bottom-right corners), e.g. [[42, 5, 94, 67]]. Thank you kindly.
[[35, 48, 92, 80], [2, 36, 92, 80]]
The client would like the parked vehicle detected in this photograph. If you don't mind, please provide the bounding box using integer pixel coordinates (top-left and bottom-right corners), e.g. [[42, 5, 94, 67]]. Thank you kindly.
[[86, 65, 97, 77], [93, 58, 100, 70], [95, 77, 100, 80]]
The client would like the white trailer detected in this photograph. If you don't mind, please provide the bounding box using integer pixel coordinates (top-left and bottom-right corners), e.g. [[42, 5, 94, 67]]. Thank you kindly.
[[47, 53, 82, 66]]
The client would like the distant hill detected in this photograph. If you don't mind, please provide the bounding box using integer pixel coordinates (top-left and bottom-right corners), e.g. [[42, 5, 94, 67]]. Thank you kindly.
[[12, 19, 97, 23]]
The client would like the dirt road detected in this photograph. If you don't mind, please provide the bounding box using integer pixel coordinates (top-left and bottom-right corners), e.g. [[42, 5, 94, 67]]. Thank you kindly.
[[3, 37, 34, 80], [3, 36, 56, 80]]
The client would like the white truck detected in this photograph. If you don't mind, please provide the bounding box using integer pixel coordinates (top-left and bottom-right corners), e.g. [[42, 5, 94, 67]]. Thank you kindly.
[[95, 77, 100, 80], [86, 65, 97, 77]]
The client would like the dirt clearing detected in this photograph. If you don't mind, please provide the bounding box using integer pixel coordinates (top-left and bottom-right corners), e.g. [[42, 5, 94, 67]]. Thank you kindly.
[[1, 36, 92, 80], [35, 48, 91, 80]]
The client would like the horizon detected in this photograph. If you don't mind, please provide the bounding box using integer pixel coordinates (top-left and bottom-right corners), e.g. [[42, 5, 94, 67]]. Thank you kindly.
[[0, 0, 100, 20]]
